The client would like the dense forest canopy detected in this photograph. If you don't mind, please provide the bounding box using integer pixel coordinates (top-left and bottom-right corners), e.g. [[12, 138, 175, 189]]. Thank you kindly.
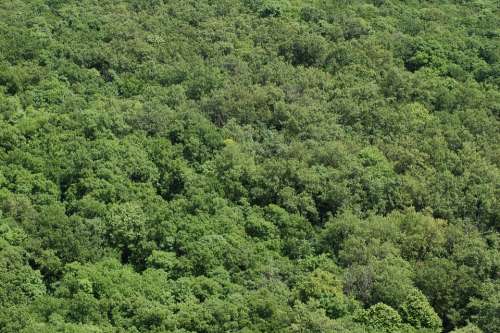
[[0, 0, 499, 332]]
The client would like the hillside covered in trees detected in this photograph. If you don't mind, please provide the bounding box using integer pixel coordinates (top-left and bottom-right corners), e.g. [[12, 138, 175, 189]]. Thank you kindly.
[[0, 0, 499, 332]]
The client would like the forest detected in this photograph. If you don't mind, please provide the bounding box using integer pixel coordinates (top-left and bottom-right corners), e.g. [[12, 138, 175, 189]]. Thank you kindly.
[[0, 0, 499, 332]]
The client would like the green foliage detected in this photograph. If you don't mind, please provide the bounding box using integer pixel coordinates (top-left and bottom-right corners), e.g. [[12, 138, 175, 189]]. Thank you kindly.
[[467, 282, 500, 333], [0, 224, 46, 308], [0, 0, 498, 332], [451, 323, 484, 333], [356, 303, 402, 332], [294, 269, 352, 318], [400, 290, 442, 331]]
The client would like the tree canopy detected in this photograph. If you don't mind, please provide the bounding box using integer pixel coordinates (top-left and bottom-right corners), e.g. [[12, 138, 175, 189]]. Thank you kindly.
[[0, 0, 499, 332]]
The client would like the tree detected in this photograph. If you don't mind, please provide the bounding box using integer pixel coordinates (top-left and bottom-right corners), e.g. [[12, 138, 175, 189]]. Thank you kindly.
[[355, 303, 402, 332], [400, 290, 442, 331]]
